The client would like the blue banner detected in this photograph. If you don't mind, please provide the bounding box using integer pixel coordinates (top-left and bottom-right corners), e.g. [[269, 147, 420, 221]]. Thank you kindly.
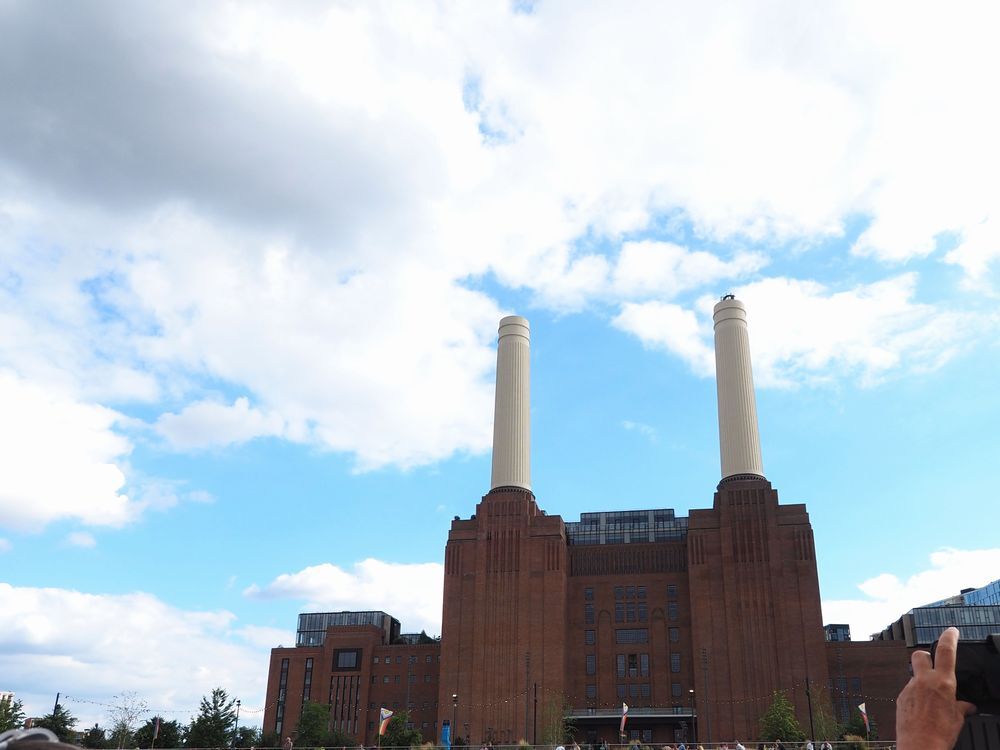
[[442, 719, 451, 749]]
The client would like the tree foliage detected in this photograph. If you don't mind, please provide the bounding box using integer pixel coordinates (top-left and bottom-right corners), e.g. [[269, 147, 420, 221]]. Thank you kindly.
[[186, 688, 237, 748], [758, 690, 805, 743], [293, 701, 357, 748], [134, 717, 183, 749], [379, 711, 422, 749], [235, 726, 261, 748], [0, 697, 27, 733], [81, 724, 111, 749], [35, 703, 80, 742]]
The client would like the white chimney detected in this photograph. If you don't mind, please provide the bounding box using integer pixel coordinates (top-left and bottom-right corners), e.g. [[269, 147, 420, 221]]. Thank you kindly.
[[713, 296, 764, 480], [490, 315, 531, 491]]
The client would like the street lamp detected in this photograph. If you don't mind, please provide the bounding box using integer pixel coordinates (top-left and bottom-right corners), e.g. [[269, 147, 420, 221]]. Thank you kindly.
[[233, 699, 241, 748], [688, 690, 696, 743], [452, 695, 458, 748]]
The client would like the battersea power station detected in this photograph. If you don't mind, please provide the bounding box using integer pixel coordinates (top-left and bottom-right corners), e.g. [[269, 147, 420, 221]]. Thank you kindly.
[[264, 297, 910, 745]]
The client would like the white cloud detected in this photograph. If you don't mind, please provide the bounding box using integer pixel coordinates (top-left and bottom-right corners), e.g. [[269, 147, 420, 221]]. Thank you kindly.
[[613, 302, 715, 376], [611, 242, 767, 300], [0, 538, 10, 553], [1, 0, 999, 496], [156, 397, 288, 451], [245, 559, 444, 636], [822, 548, 1000, 641], [614, 274, 975, 387], [66, 531, 97, 549], [235, 625, 296, 650], [0, 370, 135, 531], [0, 583, 269, 726]]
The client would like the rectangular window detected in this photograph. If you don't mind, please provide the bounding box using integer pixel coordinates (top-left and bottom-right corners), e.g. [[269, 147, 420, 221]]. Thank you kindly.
[[671, 653, 681, 673], [396, 656, 402, 664], [629, 684, 638, 698], [616, 684, 626, 699], [394, 675, 400, 683], [667, 584, 678, 599], [585, 604, 595, 625], [586, 654, 596, 675], [628, 653, 638, 678], [671, 683, 682, 697], [409, 655, 417, 664], [383, 676, 390, 683], [616, 629, 649, 644], [585, 629, 595, 645], [638, 602, 648, 622], [640, 653, 649, 677], [584, 587, 594, 601], [616, 654, 626, 677], [626, 586, 636, 599], [615, 586, 624, 600], [424, 675, 432, 683], [408, 674, 416, 683], [639, 684, 650, 698], [668, 602, 679, 621], [373, 656, 380, 664], [426, 655, 432, 662], [626, 603, 636, 623], [372, 675, 377, 684], [586, 684, 596, 700], [669, 627, 680, 643], [637, 586, 646, 599], [615, 603, 625, 623], [334, 649, 360, 670]]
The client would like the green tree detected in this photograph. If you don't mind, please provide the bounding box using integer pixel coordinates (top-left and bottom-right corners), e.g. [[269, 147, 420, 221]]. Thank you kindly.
[[0, 697, 27, 732], [758, 690, 805, 743], [81, 724, 111, 749], [134, 717, 183, 749], [379, 711, 422, 749], [294, 702, 331, 747], [235, 726, 261, 748], [842, 710, 877, 740], [35, 703, 80, 742], [186, 688, 237, 748]]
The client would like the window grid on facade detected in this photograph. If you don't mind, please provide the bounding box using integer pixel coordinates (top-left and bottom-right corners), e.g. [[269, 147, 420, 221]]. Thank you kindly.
[[585, 629, 595, 645], [585, 603, 595, 625], [616, 628, 649, 644], [586, 654, 596, 675], [671, 653, 681, 673]]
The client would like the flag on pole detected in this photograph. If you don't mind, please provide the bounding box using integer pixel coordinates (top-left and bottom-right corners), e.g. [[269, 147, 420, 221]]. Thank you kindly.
[[379, 707, 394, 736], [620, 703, 629, 735], [153, 718, 160, 741], [858, 702, 869, 733]]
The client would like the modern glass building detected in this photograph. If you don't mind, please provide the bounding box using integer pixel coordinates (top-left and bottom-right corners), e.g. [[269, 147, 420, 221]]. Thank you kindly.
[[296, 611, 400, 646], [875, 580, 1000, 646]]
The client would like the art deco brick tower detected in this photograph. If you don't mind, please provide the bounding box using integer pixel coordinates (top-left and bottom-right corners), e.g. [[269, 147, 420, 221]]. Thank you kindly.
[[438, 316, 567, 745], [687, 296, 829, 742]]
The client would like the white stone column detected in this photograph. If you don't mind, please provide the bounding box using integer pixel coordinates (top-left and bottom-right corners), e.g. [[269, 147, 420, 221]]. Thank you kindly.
[[713, 296, 764, 480], [490, 315, 531, 491]]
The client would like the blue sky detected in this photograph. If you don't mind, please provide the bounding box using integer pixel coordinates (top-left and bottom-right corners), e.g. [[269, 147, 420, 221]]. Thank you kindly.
[[2, 0, 1000, 729]]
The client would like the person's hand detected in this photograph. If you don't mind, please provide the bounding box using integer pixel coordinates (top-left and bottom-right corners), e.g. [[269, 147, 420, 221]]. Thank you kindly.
[[896, 626, 976, 749]]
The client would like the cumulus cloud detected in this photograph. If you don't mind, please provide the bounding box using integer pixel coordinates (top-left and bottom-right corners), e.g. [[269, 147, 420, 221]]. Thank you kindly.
[[614, 274, 975, 387], [621, 420, 658, 442], [1, 0, 998, 503], [822, 548, 1000, 641], [0, 371, 134, 531], [0, 583, 269, 725], [156, 397, 289, 451], [245, 559, 444, 636]]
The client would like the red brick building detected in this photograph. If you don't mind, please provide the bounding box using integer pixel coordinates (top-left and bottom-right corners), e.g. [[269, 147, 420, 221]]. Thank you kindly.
[[263, 300, 916, 745]]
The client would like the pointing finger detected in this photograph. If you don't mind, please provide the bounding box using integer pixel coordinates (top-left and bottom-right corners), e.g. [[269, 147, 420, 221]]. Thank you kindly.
[[935, 626, 960, 675]]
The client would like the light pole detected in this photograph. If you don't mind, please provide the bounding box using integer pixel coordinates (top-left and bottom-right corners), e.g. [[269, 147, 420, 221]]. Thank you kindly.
[[452, 694, 459, 748], [233, 699, 241, 748], [688, 690, 696, 743]]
